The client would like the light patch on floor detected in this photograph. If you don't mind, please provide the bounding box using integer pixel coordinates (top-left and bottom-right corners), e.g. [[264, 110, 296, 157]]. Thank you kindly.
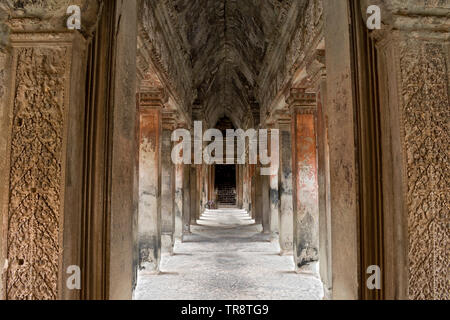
[[135, 209, 324, 300]]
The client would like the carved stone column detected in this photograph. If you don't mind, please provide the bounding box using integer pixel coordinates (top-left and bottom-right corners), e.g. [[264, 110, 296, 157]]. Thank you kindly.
[[0, 31, 88, 301], [288, 88, 320, 270], [0, 2, 101, 300], [138, 90, 166, 272], [276, 114, 294, 256], [372, 1, 450, 300], [161, 112, 176, 254]]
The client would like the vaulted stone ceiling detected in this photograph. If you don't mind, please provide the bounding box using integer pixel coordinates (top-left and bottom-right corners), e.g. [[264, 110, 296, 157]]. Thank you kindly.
[[170, 0, 292, 127]]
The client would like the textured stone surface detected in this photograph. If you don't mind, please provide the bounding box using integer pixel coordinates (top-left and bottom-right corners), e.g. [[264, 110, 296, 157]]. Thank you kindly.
[[4, 43, 71, 300], [399, 40, 449, 300], [135, 209, 323, 300], [139, 104, 162, 272]]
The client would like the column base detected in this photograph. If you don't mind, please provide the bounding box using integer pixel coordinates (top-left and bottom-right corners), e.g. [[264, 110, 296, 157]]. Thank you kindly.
[[279, 250, 293, 256], [295, 261, 320, 276], [139, 262, 160, 275], [161, 233, 174, 255]]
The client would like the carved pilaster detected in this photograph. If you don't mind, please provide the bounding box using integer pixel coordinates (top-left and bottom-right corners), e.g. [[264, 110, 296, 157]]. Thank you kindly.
[[0, 31, 87, 300], [368, 0, 450, 300]]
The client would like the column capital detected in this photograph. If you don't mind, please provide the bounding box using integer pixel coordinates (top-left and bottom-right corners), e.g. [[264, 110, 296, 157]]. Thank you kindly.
[[162, 111, 177, 131], [138, 88, 168, 111], [192, 100, 204, 122], [175, 121, 189, 130], [273, 110, 292, 130], [287, 88, 317, 115]]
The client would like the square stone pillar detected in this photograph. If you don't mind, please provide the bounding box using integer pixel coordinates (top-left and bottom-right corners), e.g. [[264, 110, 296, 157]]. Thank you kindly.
[[254, 166, 263, 225], [182, 163, 191, 239], [289, 88, 320, 270], [250, 165, 257, 219], [243, 164, 251, 212], [261, 174, 271, 234], [266, 127, 280, 237], [0, 31, 89, 300], [171, 122, 188, 242], [374, 12, 449, 300], [236, 165, 244, 208], [138, 90, 166, 272], [316, 74, 332, 295], [276, 115, 294, 255], [199, 165, 207, 214], [161, 113, 176, 254], [190, 165, 198, 224], [173, 161, 184, 241]]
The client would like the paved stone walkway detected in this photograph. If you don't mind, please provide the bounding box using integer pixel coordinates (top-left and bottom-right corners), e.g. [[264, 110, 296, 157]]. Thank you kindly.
[[135, 209, 324, 300]]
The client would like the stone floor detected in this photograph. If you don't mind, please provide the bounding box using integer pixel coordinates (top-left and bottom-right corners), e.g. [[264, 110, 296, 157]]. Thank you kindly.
[[134, 209, 324, 300]]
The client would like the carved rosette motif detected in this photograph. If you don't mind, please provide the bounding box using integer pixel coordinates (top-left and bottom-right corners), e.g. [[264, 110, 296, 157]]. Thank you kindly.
[[6, 46, 67, 300], [399, 40, 449, 300]]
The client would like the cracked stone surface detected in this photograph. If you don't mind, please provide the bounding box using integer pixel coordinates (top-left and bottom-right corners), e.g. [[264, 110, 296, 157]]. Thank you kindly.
[[135, 209, 324, 300]]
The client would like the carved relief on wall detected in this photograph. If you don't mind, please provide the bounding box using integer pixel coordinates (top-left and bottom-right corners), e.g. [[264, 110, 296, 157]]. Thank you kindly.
[[399, 40, 449, 300], [5, 45, 68, 300]]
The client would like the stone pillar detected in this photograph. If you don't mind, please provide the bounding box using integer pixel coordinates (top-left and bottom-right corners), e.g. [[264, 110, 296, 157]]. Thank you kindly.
[[174, 162, 184, 241], [373, 2, 449, 300], [268, 127, 280, 237], [236, 165, 243, 208], [323, 0, 359, 299], [251, 165, 257, 219], [316, 72, 332, 295], [200, 165, 207, 213], [254, 166, 263, 225], [190, 165, 198, 224], [261, 174, 271, 234], [289, 88, 320, 270], [0, 1, 106, 300], [0, 31, 89, 301], [182, 163, 191, 238], [138, 89, 166, 272], [161, 113, 175, 254], [276, 115, 294, 255], [243, 164, 250, 212]]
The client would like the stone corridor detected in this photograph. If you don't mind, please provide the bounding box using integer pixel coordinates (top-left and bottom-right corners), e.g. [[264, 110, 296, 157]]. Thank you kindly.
[[135, 209, 324, 300], [0, 0, 447, 301]]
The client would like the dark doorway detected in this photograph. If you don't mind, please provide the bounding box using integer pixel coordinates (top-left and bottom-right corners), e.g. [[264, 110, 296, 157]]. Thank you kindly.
[[215, 165, 237, 206]]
